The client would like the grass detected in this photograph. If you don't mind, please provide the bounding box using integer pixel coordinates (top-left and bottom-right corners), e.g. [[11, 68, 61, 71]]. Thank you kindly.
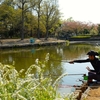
[[0, 53, 77, 100], [72, 35, 91, 38]]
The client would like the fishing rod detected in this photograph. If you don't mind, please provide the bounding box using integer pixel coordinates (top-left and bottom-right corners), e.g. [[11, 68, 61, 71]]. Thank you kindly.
[[44, 73, 85, 76], [65, 73, 85, 76], [49, 59, 68, 62], [7, 56, 69, 63], [58, 84, 100, 88]]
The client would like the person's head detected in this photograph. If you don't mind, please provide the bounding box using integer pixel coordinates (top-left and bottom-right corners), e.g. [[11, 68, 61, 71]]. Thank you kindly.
[[87, 50, 99, 60]]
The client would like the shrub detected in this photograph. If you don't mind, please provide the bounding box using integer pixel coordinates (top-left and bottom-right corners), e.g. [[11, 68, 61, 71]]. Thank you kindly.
[[0, 53, 76, 100]]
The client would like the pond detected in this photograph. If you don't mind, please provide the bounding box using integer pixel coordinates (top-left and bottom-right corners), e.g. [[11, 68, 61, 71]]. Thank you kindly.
[[0, 42, 99, 95]]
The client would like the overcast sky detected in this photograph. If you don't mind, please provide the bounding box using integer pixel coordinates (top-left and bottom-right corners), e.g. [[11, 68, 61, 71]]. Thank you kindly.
[[59, 0, 100, 24]]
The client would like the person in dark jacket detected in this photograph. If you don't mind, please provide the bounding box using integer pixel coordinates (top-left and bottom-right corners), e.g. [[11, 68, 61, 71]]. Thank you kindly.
[[69, 50, 100, 85]]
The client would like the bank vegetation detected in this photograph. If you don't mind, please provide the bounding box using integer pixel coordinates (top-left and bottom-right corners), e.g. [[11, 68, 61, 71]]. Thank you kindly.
[[0, 0, 100, 40]]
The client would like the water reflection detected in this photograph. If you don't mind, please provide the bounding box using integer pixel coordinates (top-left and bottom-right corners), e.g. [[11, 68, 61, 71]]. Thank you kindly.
[[0, 43, 98, 88]]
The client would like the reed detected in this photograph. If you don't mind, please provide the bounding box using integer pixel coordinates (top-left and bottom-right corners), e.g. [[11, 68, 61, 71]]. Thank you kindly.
[[0, 53, 77, 100]]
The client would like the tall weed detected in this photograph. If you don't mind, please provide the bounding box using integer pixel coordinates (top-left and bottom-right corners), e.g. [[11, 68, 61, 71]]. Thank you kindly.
[[0, 53, 76, 100]]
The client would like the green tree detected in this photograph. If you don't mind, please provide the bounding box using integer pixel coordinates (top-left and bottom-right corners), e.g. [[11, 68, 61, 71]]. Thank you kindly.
[[41, 0, 60, 39], [14, 0, 37, 40], [0, 0, 62, 39], [0, 3, 16, 38], [97, 24, 100, 35], [33, 0, 43, 39], [90, 25, 98, 35]]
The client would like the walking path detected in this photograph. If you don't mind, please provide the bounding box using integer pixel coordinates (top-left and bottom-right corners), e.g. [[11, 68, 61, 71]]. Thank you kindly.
[[0, 38, 99, 48], [0, 38, 67, 48]]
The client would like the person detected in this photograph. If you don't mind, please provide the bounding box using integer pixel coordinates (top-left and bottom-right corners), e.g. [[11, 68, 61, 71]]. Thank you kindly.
[[69, 50, 100, 85]]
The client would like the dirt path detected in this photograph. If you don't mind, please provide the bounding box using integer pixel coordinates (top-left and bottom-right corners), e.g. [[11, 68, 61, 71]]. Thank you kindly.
[[86, 87, 100, 100], [0, 38, 65, 44], [0, 38, 67, 48], [81, 83, 100, 100]]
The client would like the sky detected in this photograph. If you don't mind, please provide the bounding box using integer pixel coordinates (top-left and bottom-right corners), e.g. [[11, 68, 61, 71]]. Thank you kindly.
[[59, 0, 100, 24]]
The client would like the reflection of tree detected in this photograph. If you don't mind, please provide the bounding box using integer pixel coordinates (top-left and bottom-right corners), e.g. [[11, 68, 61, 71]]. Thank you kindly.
[[0, 47, 64, 83], [56, 47, 63, 56], [63, 44, 96, 60], [32, 47, 64, 82]]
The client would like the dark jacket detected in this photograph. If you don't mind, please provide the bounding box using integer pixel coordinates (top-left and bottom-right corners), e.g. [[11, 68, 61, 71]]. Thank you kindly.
[[74, 57, 100, 74]]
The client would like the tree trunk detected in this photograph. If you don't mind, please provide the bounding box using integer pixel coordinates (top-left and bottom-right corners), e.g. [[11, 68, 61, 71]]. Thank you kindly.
[[21, 1, 24, 40], [37, 13, 40, 39]]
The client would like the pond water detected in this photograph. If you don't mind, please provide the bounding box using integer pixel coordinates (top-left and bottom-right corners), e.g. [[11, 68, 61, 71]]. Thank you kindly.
[[0, 42, 99, 95]]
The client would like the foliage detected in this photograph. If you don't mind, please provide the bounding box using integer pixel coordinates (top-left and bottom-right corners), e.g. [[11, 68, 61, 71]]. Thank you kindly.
[[0, 0, 98, 39], [97, 24, 100, 35], [0, 52, 79, 100], [0, 0, 60, 39], [97, 50, 100, 58], [41, 0, 60, 39], [57, 20, 98, 39]]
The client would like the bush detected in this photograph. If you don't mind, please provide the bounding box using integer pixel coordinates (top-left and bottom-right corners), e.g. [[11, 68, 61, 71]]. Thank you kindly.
[[0, 53, 76, 100]]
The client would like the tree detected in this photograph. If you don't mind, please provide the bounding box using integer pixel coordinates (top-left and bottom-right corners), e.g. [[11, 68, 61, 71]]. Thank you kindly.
[[60, 20, 98, 37], [14, 0, 37, 40], [90, 27, 98, 35], [0, 3, 16, 38], [41, 0, 60, 39], [33, 0, 43, 39], [97, 24, 100, 35], [0, 0, 62, 39]]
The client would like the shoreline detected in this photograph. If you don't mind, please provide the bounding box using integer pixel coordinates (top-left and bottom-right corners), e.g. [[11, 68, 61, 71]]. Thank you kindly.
[[0, 38, 67, 48], [0, 38, 99, 48]]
